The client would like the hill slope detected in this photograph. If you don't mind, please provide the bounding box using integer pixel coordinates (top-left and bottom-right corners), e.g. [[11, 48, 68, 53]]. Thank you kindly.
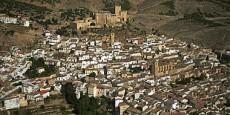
[[13, 0, 230, 49], [17, 0, 107, 11], [132, 0, 230, 49]]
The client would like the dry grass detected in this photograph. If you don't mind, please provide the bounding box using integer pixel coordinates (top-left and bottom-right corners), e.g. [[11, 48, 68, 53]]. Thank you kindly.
[[17, 0, 105, 11], [14, 32, 36, 47], [132, 0, 230, 49], [0, 24, 37, 51]]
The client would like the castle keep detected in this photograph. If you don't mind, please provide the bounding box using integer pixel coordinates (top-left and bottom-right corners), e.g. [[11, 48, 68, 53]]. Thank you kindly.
[[95, 5, 128, 27], [75, 4, 128, 30]]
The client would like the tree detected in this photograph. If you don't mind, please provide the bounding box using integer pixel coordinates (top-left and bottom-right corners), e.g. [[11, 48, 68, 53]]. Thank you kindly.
[[89, 72, 96, 77], [80, 77, 86, 83], [206, 56, 209, 61], [51, 18, 58, 24], [25, 57, 56, 78], [103, 66, 108, 77], [55, 26, 69, 36], [0, 60, 3, 65], [121, 0, 131, 10], [36, 57, 45, 67], [61, 83, 114, 115], [175, 77, 191, 85], [61, 82, 78, 105], [103, 0, 115, 13], [129, 66, 143, 73], [5, 30, 15, 36]]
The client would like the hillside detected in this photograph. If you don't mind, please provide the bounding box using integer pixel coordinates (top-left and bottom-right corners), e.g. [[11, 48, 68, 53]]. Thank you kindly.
[[4, 0, 230, 50], [30, 0, 230, 49], [17, 0, 105, 11], [132, 0, 230, 49]]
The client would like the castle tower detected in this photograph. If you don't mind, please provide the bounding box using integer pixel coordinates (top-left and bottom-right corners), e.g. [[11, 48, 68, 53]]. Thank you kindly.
[[115, 5, 121, 17], [121, 10, 128, 22]]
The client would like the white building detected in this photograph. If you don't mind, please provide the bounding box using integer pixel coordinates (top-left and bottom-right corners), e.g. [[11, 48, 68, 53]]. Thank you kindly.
[[4, 97, 20, 110], [0, 16, 17, 24], [23, 20, 30, 27]]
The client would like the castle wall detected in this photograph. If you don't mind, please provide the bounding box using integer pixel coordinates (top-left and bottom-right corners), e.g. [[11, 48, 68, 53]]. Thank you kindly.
[[78, 5, 128, 30], [121, 11, 128, 22], [75, 17, 95, 30], [96, 12, 114, 26], [115, 5, 121, 17]]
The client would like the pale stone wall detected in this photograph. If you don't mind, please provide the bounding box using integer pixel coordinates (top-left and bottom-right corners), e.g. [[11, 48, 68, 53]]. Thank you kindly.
[[75, 17, 95, 30], [121, 11, 128, 22], [115, 5, 122, 16], [78, 5, 128, 30], [153, 60, 175, 77]]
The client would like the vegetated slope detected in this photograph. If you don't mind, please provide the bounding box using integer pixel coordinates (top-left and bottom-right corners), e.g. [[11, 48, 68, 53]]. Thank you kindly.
[[17, 0, 142, 12], [58, 0, 104, 11], [132, 0, 230, 49], [12, 0, 230, 49], [17, 0, 105, 11], [0, 24, 37, 51], [0, 0, 47, 51]]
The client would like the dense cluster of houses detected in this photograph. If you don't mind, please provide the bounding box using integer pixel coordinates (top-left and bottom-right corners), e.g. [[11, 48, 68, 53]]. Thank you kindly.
[[0, 29, 229, 114]]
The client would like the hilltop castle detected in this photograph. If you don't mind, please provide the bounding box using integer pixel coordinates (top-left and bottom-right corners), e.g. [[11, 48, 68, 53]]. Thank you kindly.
[[95, 4, 128, 27], [75, 4, 128, 30]]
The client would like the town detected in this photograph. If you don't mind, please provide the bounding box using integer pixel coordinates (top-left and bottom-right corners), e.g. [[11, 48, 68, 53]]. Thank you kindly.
[[0, 0, 230, 115]]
